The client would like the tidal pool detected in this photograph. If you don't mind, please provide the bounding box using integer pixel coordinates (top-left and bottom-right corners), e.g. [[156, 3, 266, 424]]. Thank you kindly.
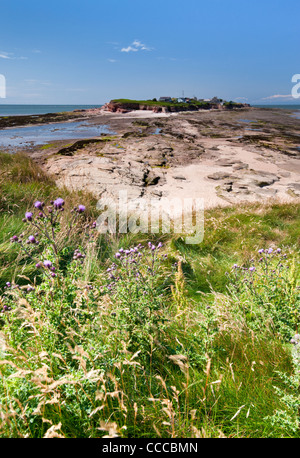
[[0, 121, 115, 151]]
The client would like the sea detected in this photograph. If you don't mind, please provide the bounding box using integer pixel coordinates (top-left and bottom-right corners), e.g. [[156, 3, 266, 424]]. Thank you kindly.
[[0, 104, 103, 116], [0, 104, 114, 151], [253, 104, 300, 118]]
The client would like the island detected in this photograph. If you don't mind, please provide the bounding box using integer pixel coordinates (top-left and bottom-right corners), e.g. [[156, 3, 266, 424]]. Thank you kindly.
[[101, 97, 250, 113]]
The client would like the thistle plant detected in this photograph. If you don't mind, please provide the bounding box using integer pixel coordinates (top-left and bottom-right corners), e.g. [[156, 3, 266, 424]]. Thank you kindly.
[[228, 247, 300, 340], [0, 198, 96, 315], [104, 241, 169, 353], [10, 198, 95, 271]]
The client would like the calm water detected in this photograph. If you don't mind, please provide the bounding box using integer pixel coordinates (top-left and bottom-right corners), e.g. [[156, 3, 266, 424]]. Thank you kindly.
[[0, 104, 103, 116], [0, 121, 114, 150], [253, 104, 300, 119], [253, 104, 300, 109], [0, 104, 113, 151]]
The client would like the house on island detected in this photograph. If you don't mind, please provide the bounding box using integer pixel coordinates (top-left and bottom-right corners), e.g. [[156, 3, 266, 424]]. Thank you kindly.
[[210, 96, 223, 104], [159, 97, 172, 102]]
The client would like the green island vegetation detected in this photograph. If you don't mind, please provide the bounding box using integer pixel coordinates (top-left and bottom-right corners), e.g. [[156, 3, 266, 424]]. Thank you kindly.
[[112, 98, 211, 109], [110, 98, 245, 110], [0, 151, 299, 438]]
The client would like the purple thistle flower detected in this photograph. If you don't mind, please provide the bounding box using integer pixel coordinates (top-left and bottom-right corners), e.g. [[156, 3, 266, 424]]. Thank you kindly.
[[34, 201, 43, 210], [268, 248, 273, 254], [258, 249, 264, 254], [53, 198, 65, 209], [157, 242, 163, 248], [249, 266, 256, 272], [277, 248, 281, 253], [115, 252, 121, 258], [43, 260, 52, 268], [11, 235, 19, 242], [36, 262, 42, 268], [28, 235, 37, 244], [77, 205, 86, 213], [25, 212, 33, 221]]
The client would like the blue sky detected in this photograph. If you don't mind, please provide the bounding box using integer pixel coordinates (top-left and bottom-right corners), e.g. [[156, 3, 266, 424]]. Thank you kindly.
[[0, 0, 299, 105]]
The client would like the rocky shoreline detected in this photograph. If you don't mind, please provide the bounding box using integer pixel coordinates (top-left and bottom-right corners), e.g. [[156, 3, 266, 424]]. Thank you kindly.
[[2, 106, 300, 211], [0, 110, 87, 130]]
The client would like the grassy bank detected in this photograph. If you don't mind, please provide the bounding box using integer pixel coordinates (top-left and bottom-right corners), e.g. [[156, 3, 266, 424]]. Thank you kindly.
[[0, 152, 299, 438]]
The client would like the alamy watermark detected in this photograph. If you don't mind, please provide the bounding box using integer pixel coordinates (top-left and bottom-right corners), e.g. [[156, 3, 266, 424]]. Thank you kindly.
[[0, 74, 6, 98], [96, 191, 204, 244], [292, 74, 300, 99]]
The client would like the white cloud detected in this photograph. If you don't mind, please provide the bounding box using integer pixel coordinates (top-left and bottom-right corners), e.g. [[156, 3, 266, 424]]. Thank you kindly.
[[121, 45, 139, 53], [108, 58, 117, 62], [0, 52, 13, 59], [132, 40, 152, 51], [0, 51, 28, 60], [121, 39, 153, 53], [262, 94, 294, 100]]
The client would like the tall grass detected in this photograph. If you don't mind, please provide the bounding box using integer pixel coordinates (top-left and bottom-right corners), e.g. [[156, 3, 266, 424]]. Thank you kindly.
[[0, 152, 299, 438]]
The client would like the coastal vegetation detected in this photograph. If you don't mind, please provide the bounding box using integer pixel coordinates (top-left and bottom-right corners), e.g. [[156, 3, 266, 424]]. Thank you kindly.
[[0, 152, 299, 438], [108, 98, 247, 113], [111, 98, 212, 109]]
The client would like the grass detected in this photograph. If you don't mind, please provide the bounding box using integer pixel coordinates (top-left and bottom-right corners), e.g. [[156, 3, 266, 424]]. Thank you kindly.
[[0, 152, 299, 438], [40, 143, 55, 150], [111, 98, 212, 109]]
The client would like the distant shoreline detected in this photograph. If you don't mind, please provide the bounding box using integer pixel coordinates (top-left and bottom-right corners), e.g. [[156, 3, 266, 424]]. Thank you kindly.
[[0, 103, 299, 118]]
